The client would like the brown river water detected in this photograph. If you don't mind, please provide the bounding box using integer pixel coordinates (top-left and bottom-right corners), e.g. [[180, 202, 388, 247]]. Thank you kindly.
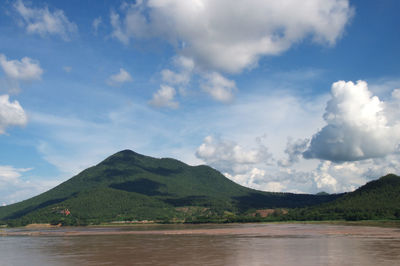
[[1, 223, 400, 265]]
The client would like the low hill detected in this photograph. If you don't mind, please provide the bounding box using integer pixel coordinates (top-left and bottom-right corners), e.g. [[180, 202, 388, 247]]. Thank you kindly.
[[0, 150, 337, 226], [288, 174, 400, 221]]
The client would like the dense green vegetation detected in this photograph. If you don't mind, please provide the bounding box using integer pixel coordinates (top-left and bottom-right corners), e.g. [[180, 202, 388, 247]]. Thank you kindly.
[[285, 174, 400, 221], [1, 150, 399, 227], [0, 150, 338, 226]]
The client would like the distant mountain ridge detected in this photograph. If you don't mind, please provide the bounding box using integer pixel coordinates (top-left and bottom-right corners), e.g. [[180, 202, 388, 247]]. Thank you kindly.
[[288, 174, 400, 221], [0, 150, 338, 225], [0, 150, 398, 226]]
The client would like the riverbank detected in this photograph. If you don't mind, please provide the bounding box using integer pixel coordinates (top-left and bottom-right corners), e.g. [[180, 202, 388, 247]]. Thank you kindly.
[[1, 219, 400, 231], [95, 219, 400, 228], [1, 221, 400, 237], [270, 220, 400, 228]]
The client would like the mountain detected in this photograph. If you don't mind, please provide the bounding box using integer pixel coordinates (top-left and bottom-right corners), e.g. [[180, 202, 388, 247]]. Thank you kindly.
[[288, 174, 400, 221], [0, 150, 338, 226]]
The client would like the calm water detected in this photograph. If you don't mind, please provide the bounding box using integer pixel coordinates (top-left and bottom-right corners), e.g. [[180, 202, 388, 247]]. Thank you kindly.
[[1, 224, 400, 266]]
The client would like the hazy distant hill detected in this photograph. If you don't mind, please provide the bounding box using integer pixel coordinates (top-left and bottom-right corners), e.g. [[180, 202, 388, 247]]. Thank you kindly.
[[0, 150, 337, 226], [289, 174, 400, 221]]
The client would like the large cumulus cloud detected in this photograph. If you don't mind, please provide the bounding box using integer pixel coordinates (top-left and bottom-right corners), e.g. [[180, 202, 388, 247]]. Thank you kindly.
[[111, 0, 353, 103], [304, 80, 400, 162], [111, 0, 353, 73]]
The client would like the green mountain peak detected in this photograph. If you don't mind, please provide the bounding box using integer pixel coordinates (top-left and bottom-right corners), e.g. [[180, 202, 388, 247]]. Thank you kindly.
[[1, 150, 398, 226]]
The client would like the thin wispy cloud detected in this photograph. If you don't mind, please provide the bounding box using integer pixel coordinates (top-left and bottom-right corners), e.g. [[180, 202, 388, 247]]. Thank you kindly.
[[13, 0, 78, 40]]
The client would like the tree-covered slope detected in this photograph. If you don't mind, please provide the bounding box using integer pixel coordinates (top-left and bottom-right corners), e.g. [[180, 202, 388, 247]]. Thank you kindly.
[[289, 174, 400, 221], [0, 150, 338, 225]]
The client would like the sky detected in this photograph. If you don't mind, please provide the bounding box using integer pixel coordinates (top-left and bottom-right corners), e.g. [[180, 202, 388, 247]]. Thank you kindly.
[[0, 0, 400, 205]]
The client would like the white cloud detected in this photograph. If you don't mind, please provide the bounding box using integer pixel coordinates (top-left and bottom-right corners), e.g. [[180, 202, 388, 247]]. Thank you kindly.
[[313, 161, 339, 191], [224, 168, 267, 190], [201, 72, 237, 102], [196, 135, 271, 175], [304, 80, 400, 162], [106, 68, 133, 86], [218, 155, 374, 194], [191, 80, 400, 194], [26, 79, 400, 195], [0, 166, 29, 184], [111, 1, 352, 103], [27, 81, 329, 194], [148, 85, 179, 109], [14, 0, 77, 40], [304, 156, 400, 193], [0, 165, 61, 205], [0, 94, 27, 134], [111, 0, 353, 73], [110, 10, 130, 45], [0, 54, 43, 81], [264, 181, 286, 193], [195, 136, 328, 193], [161, 69, 189, 86], [92, 16, 102, 35], [161, 56, 194, 86]]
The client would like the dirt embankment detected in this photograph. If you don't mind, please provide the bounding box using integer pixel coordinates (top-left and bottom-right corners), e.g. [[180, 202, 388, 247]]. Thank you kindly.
[[252, 209, 288, 217], [24, 223, 61, 228], [2, 223, 400, 238]]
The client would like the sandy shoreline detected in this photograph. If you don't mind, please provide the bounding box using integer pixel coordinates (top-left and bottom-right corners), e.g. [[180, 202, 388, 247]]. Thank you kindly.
[[1, 223, 400, 238]]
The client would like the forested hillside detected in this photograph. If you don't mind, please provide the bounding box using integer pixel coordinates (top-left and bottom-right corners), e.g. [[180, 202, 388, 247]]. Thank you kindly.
[[0, 150, 337, 226], [287, 174, 400, 221]]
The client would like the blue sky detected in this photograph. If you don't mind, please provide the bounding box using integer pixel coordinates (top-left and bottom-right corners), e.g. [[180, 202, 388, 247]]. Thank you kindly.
[[1, 0, 400, 204]]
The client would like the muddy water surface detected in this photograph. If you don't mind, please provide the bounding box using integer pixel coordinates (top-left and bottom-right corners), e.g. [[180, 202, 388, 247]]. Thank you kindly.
[[1, 223, 400, 265]]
